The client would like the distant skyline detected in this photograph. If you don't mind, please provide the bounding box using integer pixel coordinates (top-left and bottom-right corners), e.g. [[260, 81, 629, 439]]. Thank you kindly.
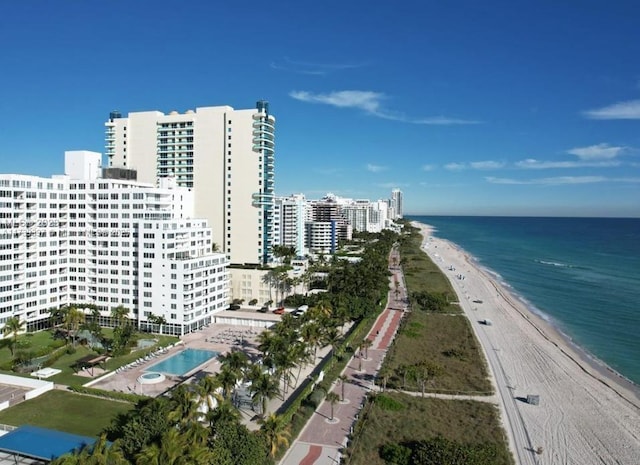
[[0, 1, 638, 217]]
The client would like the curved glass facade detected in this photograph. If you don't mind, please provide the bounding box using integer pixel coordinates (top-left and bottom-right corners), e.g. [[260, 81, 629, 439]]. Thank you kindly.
[[252, 102, 276, 264]]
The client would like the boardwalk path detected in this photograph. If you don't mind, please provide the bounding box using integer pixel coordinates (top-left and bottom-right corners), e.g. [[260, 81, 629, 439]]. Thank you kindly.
[[280, 248, 407, 465]]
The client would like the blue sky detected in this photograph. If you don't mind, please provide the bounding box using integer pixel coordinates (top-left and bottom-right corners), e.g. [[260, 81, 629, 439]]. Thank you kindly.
[[1, 1, 639, 217]]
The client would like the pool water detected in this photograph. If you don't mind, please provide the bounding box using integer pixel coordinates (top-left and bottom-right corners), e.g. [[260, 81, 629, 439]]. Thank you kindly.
[[145, 348, 218, 376], [138, 372, 166, 384]]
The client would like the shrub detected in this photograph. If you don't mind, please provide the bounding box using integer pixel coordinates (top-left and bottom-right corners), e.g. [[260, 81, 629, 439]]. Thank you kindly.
[[69, 385, 147, 403], [375, 394, 405, 412], [380, 443, 411, 465], [306, 386, 327, 408], [249, 299, 258, 306]]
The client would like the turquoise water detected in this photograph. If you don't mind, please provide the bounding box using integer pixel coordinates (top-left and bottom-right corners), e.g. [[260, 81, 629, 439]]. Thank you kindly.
[[145, 348, 218, 376], [408, 216, 640, 386]]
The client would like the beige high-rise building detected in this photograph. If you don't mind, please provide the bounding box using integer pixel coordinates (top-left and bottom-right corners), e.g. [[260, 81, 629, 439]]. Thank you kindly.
[[105, 102, 275, 265]]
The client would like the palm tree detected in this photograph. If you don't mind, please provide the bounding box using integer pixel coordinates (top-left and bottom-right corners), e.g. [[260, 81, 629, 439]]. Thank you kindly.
[[63, 307, 85, 346], [110, 305, 130, 328], [322, 327, 342, 361], [135, 428, 190, 465], [250, 371, 280, 416], [398, 363, 412, 389], [51, 435, 128, 465], [206, 397, 240, 431], [413, 361, 443, 397], [338, 374, 348, 401], [2, 316, 24, 357], [258, 413, 290, 458], [272, 345, 297, 395], [378, 365, 391, 392], [147, 313, 167, 335], [196, 375, 222, 412], [360, 338, 373, 360], [47, 306, 65, 328], [218, 348, 248, 381], [326, 392, 340, 421], [300, 322, 322, 359], [215, 366, 239, 401], [168, 384, 199, 426]]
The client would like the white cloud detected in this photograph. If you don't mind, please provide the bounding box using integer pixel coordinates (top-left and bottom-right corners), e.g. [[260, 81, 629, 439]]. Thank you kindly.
[[443, 161, 504, 170], [289, 90, 480, 125], [290, 90, 384, 113], [470, 160, 505, 170], [413, 116, 481, 125], [583, 99, 640, 119], [486, 176, 640, 185], [271, 58, 365, 75], [366, 163, 387, 173], [421, 164, 435, 171], [567, 143, 626, 160], [376, 182, 409, 189], [515, 158, 622, 169]]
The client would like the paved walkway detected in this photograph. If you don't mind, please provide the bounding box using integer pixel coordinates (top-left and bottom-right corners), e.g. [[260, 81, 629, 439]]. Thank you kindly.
[[280, 248, 407, 465]]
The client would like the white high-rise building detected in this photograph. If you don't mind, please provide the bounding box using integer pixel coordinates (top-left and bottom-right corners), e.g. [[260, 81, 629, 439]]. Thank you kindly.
[[274, 194, 307, 257], [341, 199, 389, 233], [0, 151, 229, 336], [390, 188, 403, 219], [105, 101, 276, 266]]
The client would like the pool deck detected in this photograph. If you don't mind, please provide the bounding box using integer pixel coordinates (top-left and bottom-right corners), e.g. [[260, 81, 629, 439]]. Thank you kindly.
[[88, 323, 264, 398], [85, 317, 335, 430]]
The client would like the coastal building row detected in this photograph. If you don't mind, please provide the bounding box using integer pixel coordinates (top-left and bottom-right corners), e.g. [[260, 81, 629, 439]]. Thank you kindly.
[[272, 191, 403, 256], [0, 151, 229, 336]]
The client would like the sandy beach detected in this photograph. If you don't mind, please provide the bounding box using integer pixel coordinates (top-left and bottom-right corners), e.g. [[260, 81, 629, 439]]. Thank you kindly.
[[413, 221, 640, 465]]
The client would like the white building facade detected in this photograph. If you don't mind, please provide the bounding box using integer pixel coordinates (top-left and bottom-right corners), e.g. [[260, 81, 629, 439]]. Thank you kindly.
[[390, 188, 403, 219], [105, 101, 276, 266], [273, 194, 307, 257], [0, 152, 229, 336]]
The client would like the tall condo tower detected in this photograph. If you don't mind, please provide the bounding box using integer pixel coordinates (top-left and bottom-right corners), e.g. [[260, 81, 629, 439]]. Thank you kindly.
[[391, 188, 403, 219], [105, 102, 276, 265]]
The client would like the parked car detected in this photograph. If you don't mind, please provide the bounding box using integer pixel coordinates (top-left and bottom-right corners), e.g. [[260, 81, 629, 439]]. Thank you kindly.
[[227, 304, 241, 311], [257, 306, 269, 313], [273, 307, 285, 315]]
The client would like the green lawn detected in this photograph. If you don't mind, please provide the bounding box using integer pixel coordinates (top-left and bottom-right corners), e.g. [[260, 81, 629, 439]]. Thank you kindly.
[[347, 393, 513, 465], [1, 329, 178, 388], [0, 390, 133, 436]]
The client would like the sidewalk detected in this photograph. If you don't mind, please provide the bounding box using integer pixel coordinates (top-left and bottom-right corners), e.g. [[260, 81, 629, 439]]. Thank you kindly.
[[280, 248, 407, 465]]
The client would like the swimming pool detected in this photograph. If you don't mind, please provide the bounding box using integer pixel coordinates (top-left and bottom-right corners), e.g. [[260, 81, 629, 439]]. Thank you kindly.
[[145, 348, 218, 376]]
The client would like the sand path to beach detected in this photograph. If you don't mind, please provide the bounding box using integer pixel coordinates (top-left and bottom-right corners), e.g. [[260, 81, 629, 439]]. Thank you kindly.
[[414, 222, 640, 465]]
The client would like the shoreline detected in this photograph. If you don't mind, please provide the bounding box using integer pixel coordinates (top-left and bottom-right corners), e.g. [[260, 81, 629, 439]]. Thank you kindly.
[[471, 252, 640, 402], [413, 221, 640, 465]]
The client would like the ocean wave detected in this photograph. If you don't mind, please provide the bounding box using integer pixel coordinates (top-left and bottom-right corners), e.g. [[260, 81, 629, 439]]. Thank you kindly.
[[535, 259, 592, 271], [535, 259, 571, 268]]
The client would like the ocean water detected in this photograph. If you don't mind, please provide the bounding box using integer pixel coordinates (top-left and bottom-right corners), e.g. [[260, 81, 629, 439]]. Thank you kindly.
[[408, 216, 640, 386]]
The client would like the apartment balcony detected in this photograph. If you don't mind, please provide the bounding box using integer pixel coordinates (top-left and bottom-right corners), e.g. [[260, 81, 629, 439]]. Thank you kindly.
[[252, 116, 275, 129]]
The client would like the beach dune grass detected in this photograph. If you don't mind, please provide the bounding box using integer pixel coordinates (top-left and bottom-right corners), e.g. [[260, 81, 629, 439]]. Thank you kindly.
[[400, 227, 461, 313], [0, 389, 133, 436], [348, 393, 512, 465], [387, 313, 492, 393]]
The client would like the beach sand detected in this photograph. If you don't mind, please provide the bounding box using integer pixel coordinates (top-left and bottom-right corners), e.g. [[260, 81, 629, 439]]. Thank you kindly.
[[413, 221, 640, 465]]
